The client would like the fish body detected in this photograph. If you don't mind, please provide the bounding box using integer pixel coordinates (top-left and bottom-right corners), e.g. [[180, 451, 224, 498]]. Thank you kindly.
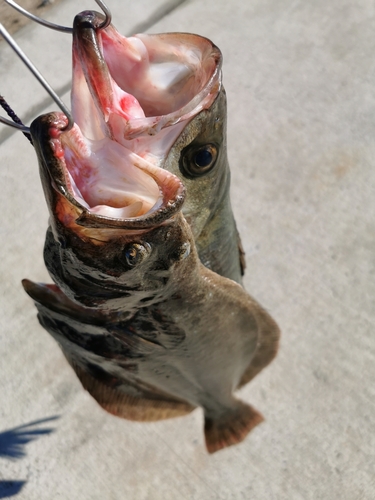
[[22, 13, 280, 453]]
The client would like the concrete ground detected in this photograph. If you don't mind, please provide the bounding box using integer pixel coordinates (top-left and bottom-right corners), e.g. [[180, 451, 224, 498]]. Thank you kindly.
[[1, 0, 374, 498], [0, 0, 65, 35]]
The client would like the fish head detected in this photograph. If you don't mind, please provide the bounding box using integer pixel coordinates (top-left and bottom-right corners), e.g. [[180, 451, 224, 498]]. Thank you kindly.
[[30, 13, 228, 312], [71, 11, 229, 244], [31, 112, 194, 313], [164, 88, 230, 238]]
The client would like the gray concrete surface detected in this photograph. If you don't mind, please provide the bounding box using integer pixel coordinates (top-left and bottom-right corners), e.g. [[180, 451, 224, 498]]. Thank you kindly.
[[1, 0, 374, 498]]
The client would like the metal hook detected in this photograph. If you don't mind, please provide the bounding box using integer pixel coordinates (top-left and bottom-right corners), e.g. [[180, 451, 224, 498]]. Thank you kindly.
[[3, 0, 112, 33], [0, 22, 74, 132]]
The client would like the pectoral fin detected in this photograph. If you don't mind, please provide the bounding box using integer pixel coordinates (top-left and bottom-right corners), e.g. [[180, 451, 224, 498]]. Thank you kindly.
[[22, 279, 104, 324]]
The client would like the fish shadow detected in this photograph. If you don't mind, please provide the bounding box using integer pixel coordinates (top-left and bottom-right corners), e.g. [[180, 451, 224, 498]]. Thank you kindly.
[[0, 416, 59, 499]]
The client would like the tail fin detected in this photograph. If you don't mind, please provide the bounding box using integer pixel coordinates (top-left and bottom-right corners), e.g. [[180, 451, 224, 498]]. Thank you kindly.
[[204, 401, 264, 454]]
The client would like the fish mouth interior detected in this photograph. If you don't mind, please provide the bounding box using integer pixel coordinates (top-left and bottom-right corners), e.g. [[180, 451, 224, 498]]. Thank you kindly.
[[61, 129, 164, 220], [53, 16, 221, 221], [100, 31, 220, 117]]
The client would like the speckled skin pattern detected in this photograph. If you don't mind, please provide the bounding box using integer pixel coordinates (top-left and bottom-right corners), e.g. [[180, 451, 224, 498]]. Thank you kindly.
[[22, 44, 279, 452]]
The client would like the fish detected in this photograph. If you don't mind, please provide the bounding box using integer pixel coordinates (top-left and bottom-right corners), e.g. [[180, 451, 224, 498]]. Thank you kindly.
[[70, 10, 245, 284], [22, 12, 280, 453]]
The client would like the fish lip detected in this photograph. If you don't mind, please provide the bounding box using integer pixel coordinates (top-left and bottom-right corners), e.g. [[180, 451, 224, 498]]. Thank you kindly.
[[30, 113, 186, 230], [32, 15, 221, 232]]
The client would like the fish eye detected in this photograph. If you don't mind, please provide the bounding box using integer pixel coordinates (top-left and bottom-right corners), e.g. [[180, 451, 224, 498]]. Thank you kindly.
[[123, 243, 151, 268], [180, 144, 218, 178], [194, 148, 213, 168]]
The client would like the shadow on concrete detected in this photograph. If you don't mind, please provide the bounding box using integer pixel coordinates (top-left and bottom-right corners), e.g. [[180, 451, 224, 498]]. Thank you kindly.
[[0, 416, 59, 498], [0, 481, 26, 498], [0, 416, 59, 460]]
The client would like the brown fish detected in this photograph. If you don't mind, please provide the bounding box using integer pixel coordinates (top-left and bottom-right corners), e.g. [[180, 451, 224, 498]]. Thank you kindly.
[[71, 11, 245, 283], [22, 14, 280, 453]]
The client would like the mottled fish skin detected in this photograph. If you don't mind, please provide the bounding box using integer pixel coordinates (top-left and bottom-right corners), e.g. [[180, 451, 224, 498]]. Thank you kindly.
[[164, 88, 245, 283], [23, 114, 280, 453], [72, 11, 244, 284]]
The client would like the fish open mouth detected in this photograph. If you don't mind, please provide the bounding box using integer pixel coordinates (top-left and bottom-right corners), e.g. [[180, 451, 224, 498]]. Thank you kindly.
[[31, 12, 222, 230]]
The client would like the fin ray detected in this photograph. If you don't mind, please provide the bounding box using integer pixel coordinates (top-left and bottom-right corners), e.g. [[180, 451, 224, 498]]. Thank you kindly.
[[204, 401, 264, 454]]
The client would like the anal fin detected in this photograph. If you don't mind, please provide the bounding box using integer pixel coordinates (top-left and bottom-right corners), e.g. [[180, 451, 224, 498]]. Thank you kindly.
[[204, 401, 264, 454]]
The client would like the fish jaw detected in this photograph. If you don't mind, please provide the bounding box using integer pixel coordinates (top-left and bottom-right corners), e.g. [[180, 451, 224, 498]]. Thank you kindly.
[[30, 113, 199, 311], [37, 12, 222, 232], [72, 11, 222, 150], [30, 112, 186, 235]]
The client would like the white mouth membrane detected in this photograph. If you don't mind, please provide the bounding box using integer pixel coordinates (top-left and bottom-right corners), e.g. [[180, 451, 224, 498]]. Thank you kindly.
[[60, 28, 221, 219]]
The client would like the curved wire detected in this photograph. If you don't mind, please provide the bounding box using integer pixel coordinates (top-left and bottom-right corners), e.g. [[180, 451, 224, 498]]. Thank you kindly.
[[0, 1, 112, 134], [0, 115, 30, 132], [0, 22, 73, 131], [3, 0, 112, 33]]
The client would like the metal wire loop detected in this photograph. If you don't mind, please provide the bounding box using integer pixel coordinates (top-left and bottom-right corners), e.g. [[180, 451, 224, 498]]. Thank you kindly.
[[3, 0, 112, 33], [0, 114, 30, 132], [0, 1, 112, 134], [0, 22, 74, 132]]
